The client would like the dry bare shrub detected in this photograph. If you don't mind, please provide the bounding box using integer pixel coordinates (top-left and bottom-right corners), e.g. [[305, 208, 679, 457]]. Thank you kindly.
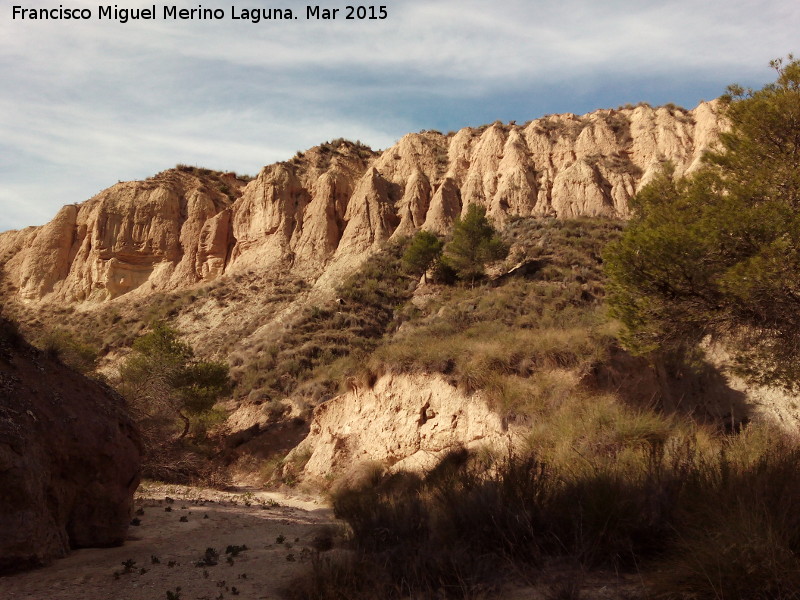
[[296, 418, 800, 599]]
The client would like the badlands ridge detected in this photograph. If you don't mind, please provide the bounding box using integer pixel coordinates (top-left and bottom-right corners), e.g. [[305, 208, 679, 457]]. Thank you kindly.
[[0, 101, 722, 305]]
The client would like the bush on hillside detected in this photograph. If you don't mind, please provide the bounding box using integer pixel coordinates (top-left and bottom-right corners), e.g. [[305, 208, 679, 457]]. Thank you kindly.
[[443, 204, 508, 284], [119, 321, 230, 441], [402, 230, 443, 283], [605, 56, 800, 389]]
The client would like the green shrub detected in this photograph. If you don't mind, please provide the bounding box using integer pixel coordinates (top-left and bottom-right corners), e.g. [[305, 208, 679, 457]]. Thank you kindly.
[[402, 231, 443, 282], [443, 204, 508, 284], [120, 321, 231, 441], [605, 56, 800, 389]]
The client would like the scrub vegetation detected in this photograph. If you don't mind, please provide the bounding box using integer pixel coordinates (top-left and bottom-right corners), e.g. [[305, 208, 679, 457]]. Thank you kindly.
[[5, 56, 800, 600], [290, 57, 800, 600]]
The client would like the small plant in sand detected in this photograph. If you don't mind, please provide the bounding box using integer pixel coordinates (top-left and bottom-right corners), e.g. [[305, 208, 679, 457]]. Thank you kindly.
[[121, 558, 136, 574], [166, 588, 182, 600], [195, 547, 220, 567], [225, 544, 248, 557]]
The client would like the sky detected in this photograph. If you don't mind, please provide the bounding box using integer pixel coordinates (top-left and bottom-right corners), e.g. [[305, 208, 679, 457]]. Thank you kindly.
[[1, 0, 798, 232]]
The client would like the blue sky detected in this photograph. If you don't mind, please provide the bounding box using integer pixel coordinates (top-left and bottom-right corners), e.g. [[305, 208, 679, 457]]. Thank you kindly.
[[1, 0, 798, 231]]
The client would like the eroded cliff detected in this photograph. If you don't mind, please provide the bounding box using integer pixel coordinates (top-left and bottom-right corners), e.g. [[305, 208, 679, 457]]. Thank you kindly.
[[0, 319, 141, 572], [0, 101, 723, 304], [287, 372, 520, 479]]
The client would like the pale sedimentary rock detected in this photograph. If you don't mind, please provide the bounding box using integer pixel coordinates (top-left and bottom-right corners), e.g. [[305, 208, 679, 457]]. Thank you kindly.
[[0, 102, 723, 303]]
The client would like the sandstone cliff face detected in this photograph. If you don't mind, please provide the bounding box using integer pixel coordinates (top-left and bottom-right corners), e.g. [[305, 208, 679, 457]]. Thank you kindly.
[[0, 319, 142, 573], [1, 170, 242, 302], [0, 102, 723, 304], [288, 373, 519, 478]]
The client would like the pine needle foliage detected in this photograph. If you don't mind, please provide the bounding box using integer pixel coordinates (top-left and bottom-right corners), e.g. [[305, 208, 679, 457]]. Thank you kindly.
[[120, 321, 231, 439], [402, 230, 443, 282], [443, 204, 508, 284], [605, 56, 800, 388]]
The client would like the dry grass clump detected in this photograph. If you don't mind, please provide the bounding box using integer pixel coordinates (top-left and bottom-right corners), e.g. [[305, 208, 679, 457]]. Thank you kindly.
[[647, 426, 800, 600], [373, 318, 610, 415], [294, 423, 800, 599], [37, 327, 99, 373], [365, 218, 623, 417]]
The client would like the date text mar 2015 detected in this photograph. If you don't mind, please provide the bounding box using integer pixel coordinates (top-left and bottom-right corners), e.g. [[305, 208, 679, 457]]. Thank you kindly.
[[11, 5, 389, 22]]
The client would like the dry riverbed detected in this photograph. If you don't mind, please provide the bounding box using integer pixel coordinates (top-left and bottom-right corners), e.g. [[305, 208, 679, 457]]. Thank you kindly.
[[0, 482, 336, 600], [0, 482, 647, 600]]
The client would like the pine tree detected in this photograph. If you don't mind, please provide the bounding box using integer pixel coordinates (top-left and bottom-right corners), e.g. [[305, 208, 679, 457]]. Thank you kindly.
[[443, 204, 507, 284], [120, 321, 230, 439], [605, 56, 800, 388], [402, 230, 444, 283]]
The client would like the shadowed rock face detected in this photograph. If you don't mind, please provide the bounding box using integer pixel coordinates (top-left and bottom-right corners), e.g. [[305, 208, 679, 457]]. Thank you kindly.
[[0, 102, 723, 304], [0, 319, 142, 573]]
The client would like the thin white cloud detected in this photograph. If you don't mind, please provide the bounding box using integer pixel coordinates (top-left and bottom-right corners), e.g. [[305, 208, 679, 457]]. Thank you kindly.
[[1, 0, 798, 230]]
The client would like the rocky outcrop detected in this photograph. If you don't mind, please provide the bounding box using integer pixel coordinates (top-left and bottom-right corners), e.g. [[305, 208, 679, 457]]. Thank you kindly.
[[0, 319, 141, 573], [0, 101, 724, 304], [1, 170, 243, 302], [288, 373, 519, 478]]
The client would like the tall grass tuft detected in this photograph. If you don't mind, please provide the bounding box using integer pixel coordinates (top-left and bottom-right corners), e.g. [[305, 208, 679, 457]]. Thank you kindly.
[[293, 424, 800, 599]]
